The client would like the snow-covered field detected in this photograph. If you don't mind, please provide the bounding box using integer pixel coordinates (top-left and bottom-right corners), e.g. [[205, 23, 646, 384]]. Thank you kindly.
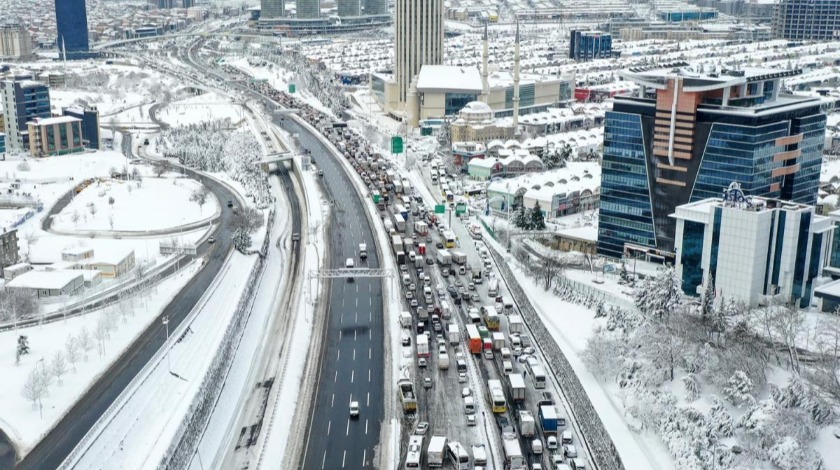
[[0, 261, 202, 454], [0, 151, 128, 184], [157, 93, 244, 127], [51, 177, 218, 233]]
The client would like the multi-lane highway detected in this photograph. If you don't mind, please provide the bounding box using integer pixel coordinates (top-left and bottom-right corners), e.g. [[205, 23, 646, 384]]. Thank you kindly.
[[277, 117, 385, 470]]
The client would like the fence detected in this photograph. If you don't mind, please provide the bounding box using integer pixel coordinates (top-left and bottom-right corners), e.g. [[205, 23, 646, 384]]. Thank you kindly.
[[487, 243, 626, 470], [158, 209, 275, 469]]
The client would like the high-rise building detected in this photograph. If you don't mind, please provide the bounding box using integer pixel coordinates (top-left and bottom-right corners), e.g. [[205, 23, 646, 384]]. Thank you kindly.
[[364, 0, 387, 15], [597, 65, 826, 261], [0, 79, 52, 152], [63, 105, 101, 149], [772, 0, 840, 40], [261, 0, 285, 18], [337, 0, 360, 17], [569, 30, 612, 62], [674, 186, 833, 308], [27, 116, 85, 157], [395, 0, 444, 103], [296, 0, 320, 18], [0, 23, 32, 59], [55, 0, 90, 57]]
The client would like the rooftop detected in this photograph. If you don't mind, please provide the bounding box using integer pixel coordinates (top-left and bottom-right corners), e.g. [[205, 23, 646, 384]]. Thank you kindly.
[[416, 65, 483, 92], [622, 64, 802, 91], [6, 270, 82, 290], [29, 115, 81, 126]]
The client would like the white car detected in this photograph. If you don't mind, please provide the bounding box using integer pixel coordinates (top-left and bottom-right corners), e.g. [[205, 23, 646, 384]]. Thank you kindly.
[[349, 401, 360, 418], [547, 435, 558, 450], [461, 387, 471, 397], [466, 414, 476, 426], [458, 372, 467, 383], [563, 444, 578, 458]]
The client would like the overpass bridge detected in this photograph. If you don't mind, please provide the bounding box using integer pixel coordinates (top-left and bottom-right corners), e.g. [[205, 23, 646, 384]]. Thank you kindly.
[[94, 31, 280, 51]]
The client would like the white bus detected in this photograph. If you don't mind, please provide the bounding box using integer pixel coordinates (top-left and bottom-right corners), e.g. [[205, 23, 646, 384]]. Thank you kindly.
[[531, 364, 547, 389], [406, 435, 423, 469], [487, 278, 500, 298], [447, 441, 471, 470]]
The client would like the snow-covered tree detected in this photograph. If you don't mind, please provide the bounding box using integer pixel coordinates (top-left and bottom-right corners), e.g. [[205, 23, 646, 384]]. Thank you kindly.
[[21, 365, 49, 412], [709, 395, 734, 437], [702, 274, 715, 325], [682, 373, 701, 402], [77, 326, 94, 361], [529, 202, 546, 231], [634, 267, 683, 321], [512, 204, 528, 229], [233, 228, 252, 252], [50, 350, 67, 386], [724, 370, 755, 406], [65, 335, 80, 372], [768, 436, 805, 470]]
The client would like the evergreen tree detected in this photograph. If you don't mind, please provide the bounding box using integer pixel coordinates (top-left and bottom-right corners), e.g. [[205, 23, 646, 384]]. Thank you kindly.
[[701, 274, 715, 325], [723, 370, 755, 406], [709, 395, 734, 437], [233, 228, 252, 252], [529, 202, 546, 231], [711, 296, 729, 345], [17, 335, 29, 356], [619, 261, 630, 285], [512, 204, 528, 229]]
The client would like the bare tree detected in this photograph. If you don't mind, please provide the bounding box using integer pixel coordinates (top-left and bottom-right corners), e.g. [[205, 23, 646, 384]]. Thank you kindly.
[[71, 210, 80, 226], [21, 365, 49, 414], [229, 207, 264, 234], [153, 164, 166, 178], [77, 326, 94, 361], [190, 186, 209, 214], [65, 335, 81, 372], [0, 289, 40, 327], [94, 317, 108, 357], [50, 350, 68, 386], [773, 303, 805, 373], [804, 314, 840, 402], [536, 253, 570, 291], [89, 203, 98, 217], [108, 213, 115, 230]]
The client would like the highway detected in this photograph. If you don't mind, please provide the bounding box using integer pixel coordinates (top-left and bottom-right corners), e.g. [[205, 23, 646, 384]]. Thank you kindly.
[[11, 135, 242, 470], [278, 117, 385, 470]]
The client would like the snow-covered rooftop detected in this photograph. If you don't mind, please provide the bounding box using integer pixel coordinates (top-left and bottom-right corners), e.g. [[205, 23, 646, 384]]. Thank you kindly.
[[487, 162, 601, 197], [29, 115, 81, 126], [6, 270, 83, 289], [416, 65, 483, 92]]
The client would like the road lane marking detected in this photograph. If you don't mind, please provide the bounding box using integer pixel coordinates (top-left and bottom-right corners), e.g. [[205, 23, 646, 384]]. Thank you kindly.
[[342, 450, 347, 468], [337, 350, 340, 361], [355, 312, 358, 322], [353, 349, 356, 361], [369, 347, 371, 360], [369, 284, 372, 292], [356, 284, 359, 292], [340, 312, 343, 323], [346, 419, 350, 436], [368, 369, 371, 382], [327, 420, 331, 436], [351, 370, 355, 383], [339, 330, 342, 339], [331, 393, 335, 407], [370, 311, 372, 322], [369, 329, 372, 339], [363, 449, 367, 466], [355, 330, 357, 340], [365, 419, 369, 435], [322, 450, 327, 469], [342, 298, 345, 308], [369, 298, 372, 306], [355, 298, 358, 307], [367, 392, 370, 406], [334, 370, 338, 382]]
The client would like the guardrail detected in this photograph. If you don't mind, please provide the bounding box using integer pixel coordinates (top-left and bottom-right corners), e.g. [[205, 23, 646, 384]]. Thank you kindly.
[[159, 209, 274, 469], [486, 243, 626, 470]]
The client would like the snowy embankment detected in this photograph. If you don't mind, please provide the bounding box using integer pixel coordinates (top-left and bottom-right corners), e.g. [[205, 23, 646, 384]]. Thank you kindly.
[[157, 93, 244, 128], [0, 261, 202, 455], [64, 252, 256, 469]]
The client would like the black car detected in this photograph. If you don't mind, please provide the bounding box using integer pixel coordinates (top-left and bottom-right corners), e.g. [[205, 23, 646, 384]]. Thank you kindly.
[[448, 286, 459, 297], [436, 242, 444, 249], [227, 200, 234, 208]]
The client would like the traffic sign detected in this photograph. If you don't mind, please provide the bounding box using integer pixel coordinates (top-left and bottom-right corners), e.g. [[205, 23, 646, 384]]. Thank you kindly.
[[391, 136, 404, 154], [455, 203, 467, 215], [434, 204, 446, 214], [289, 83, 296, 93]]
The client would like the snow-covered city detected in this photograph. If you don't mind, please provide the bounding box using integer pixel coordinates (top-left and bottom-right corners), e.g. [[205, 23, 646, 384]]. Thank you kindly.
[[1, 0, 840, 469]]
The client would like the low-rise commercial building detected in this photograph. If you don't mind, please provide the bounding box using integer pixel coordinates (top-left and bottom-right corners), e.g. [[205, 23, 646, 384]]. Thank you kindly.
[[26, 115, 85, 157], [62, 106, 101, 149], [673, 185, 833, 308], [6, 270, 85, 297], [80, 248, 135, 278]]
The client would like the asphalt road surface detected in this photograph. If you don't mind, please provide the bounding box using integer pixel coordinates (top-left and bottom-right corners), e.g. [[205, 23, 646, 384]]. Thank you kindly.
[[277, 117, 385, 470], [11, 160, 241, 470]]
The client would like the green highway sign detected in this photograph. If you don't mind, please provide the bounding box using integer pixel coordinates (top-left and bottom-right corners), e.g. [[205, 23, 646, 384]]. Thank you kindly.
[[372, 193, 381, 203], [434, 204, 446, 214], [455, 203, 467, 215], [289, 83, 296, 93], [391, 136, 404, 154]]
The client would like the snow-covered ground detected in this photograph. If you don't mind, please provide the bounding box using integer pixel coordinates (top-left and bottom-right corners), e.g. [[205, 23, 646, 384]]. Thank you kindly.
[[0, 260, 202, 454], [51, 177, 218, 233], [157, 93, 245, 127], [68, 253, 256, 469]]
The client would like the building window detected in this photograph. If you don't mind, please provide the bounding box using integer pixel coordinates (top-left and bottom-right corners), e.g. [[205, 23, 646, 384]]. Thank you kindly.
[[680, 220, 705, 295], [445, 93, 477, 116]]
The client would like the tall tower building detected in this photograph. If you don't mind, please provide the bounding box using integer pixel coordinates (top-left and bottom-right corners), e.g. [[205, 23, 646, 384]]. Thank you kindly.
[[364, 0, 387, 15], [261, 0, 285, 18], [296, 0, 320, 18], [772, 0, 840, 40], [0, 23, 32, 59], [337, 0, 360, 17], [55, 0, 90, 57], [596, 66, 826, 261], [395, 0, 444, 103]]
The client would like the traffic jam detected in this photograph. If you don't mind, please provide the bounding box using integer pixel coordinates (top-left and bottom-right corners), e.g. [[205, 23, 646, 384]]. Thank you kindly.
[[244, 78, 588, 470]]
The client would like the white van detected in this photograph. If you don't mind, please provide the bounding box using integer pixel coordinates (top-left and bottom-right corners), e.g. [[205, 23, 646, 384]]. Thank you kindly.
[[408, 250, 416, 262], [503, 360, 513, 375], [463, 396, 475, 414], [532, 439, 543, 455], [346, 258, 355, 281]]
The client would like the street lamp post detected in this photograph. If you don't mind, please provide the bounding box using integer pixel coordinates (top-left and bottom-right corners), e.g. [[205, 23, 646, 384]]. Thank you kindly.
[[162, 316, 171, 373]]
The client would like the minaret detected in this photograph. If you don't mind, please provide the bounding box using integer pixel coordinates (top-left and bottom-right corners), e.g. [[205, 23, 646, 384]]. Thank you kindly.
[[480, 21, 489, 103], [512, 19, 521, 132]]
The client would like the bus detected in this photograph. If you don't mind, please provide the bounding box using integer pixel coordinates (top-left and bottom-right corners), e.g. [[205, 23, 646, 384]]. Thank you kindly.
[[531, 365, 547, 389], [481, 306, 500, 331], [406, 435, 423, 469], [488, 379, 507, 413], [487, 278, 500, 298], [443, 230, 456, 249], [446, 442, 471, 470], [465, 324, 482, 354]]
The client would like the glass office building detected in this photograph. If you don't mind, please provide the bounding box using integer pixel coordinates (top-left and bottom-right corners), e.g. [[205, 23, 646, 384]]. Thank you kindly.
[[773, 0, 840, 41], [55, 0, 90, 56], [597, 66, 826, 261], [569, 31, 613, 62]]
